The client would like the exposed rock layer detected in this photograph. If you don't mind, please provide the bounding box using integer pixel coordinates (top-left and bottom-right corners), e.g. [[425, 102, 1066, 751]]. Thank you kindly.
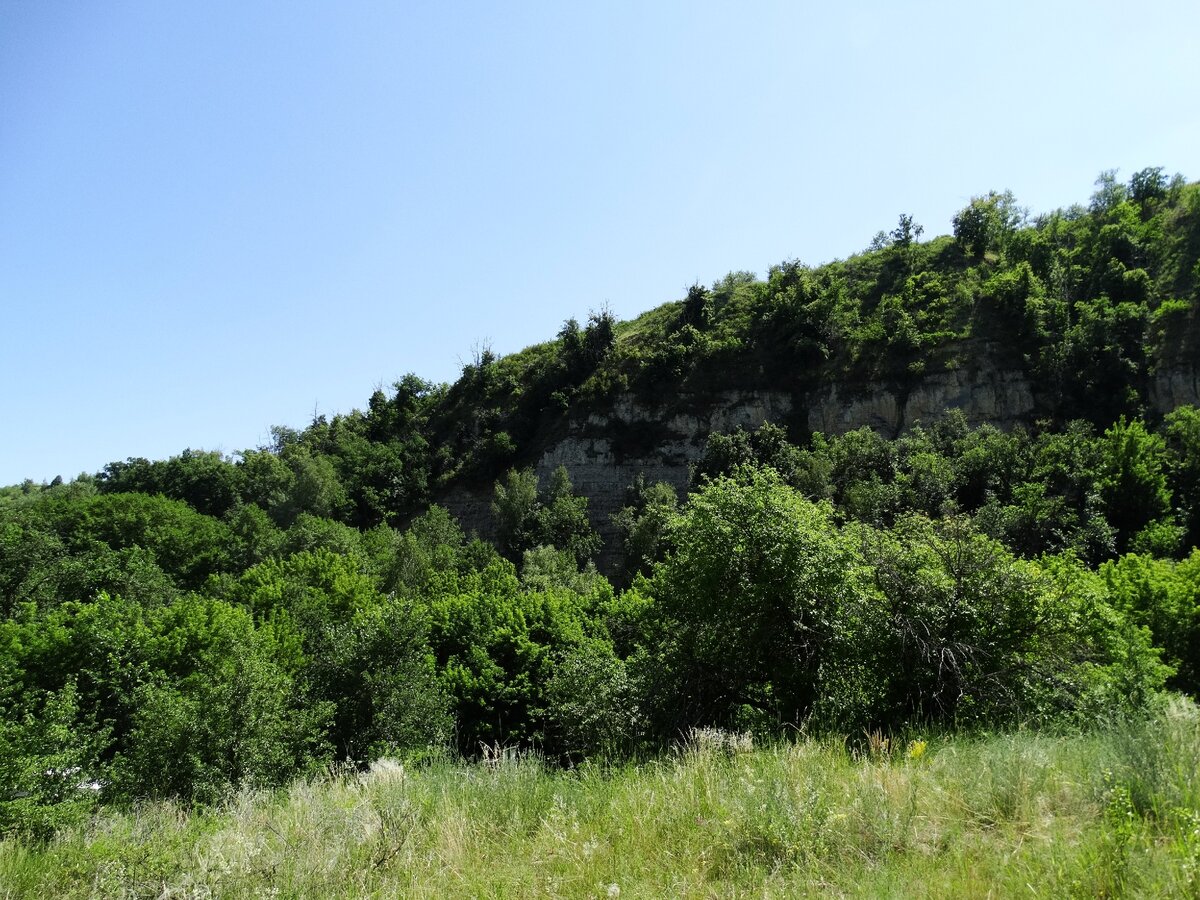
[[439, 362, 1198, 575]]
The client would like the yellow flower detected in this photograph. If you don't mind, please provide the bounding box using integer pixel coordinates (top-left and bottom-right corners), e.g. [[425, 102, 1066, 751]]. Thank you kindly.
[[907, 739, 928, 761]]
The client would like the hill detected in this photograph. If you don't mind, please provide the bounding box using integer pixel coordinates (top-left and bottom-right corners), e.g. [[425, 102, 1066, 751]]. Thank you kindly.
[[57, 167, 1200, 574], [3, 166, 1200, 841]]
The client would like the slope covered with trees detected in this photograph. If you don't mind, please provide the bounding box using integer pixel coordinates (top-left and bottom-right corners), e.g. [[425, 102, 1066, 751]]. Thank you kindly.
[[2, 168, 1200, 836]]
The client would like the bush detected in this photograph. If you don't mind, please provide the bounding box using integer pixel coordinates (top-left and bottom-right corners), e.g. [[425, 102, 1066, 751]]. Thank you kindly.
[[642, 466, 859, 734]]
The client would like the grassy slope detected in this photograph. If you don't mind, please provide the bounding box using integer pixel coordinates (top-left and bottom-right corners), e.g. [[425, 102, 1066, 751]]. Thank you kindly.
[[3, 701, 1198, 899]]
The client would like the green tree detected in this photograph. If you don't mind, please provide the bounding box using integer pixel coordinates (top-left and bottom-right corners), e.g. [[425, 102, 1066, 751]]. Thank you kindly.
[[644, 466, 859, 732], [890, 213, 924, 248], [838, 517, 1068, 726], [492, 468, 540, 560], [1164, 405, 1200, 549], [424, 555, 594, 752], [952, 190, 1024, 259], [0, 681, 107, 837], [37, 492, 235, 589], [225, 550, 446, 763], [1103, 551, 1200, 695], [612, 474, 679, 582], [537, 466, 601, 564], [492, 467, 599, 565], [1098, 417, 1173, 554], [114, 598, 331, 802]]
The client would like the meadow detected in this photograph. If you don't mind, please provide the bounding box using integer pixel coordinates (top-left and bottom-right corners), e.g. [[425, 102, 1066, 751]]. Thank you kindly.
[[3, 700, 1198, 899]]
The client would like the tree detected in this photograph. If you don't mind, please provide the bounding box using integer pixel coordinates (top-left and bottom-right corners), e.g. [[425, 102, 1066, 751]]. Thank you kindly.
[[1098, 417, 1173, 555], [644, 466, 859, 732], [538, 466, 601, 564], [423, 555, 594, 752], [612, 475, 679, 582], [492, 467, 600, 565], [584, 308, 616, 362], [1129, 166, 1168, 208], [1103, 551, 1200, 695], [1165, 405, 1200, 549], [0, 680, 109, 837], [828, 518, 1170, 729], [844, 517, 1059, 725], [97, 450, 243, 518], [492, 468, 540, 560], [890, 213, 924, 248], [225, 550, 446, 763], [681, 283, 710, 329], [558, 309, 616, 385], [39, 492, 235, 589], [116, 597, 331, 801], [953, 190, 1024, 259], [1090, 169, 1129, 215]]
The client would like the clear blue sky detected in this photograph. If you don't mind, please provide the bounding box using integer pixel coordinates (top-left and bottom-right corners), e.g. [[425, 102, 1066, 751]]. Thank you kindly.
[[3, 1, 1198, 484]]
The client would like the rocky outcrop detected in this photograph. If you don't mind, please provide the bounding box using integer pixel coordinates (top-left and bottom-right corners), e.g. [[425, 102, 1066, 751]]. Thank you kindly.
[[536, 390, 795, 571], [809, 368, 1035, 436], [439, 361, 1197, 576], [1151, 366, 1200, 413], [440, 390, 794, 572]]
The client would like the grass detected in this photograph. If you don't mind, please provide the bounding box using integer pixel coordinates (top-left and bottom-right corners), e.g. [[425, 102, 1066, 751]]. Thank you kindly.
[[3, 700, 1199, 898]]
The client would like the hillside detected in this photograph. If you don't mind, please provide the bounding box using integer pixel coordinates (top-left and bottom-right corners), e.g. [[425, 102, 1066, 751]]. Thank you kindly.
[[3, 167, 1200, 845], [43, 167, 1200, 574], [429, 172, 1200, 559]]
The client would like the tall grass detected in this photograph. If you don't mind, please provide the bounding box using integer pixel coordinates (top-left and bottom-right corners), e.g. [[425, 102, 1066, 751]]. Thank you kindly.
[[3, 700, 1199, 898]]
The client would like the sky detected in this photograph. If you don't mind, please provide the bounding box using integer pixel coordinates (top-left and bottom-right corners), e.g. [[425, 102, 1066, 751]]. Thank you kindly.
[[2, 0, 1199, 484]]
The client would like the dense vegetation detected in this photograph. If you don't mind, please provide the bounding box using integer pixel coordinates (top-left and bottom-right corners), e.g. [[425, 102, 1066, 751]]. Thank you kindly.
[[3, 168, 1200, 853]]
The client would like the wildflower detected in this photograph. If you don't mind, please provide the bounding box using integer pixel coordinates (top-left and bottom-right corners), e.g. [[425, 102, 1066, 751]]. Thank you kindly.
[[907, 739, 928, 761], [606, 883, 621, 898]]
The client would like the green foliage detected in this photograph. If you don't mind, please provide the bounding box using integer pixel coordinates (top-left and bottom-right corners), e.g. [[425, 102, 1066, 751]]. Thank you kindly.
[[545, 639, 643, 759], [1098, 417, 1173, 554], [644, 467, 859, 731], [680, 282, 711, 329], [0, 681, 106, 838], [611, 474, 680, 582], [424, 557, 596, 753], [112, 599, 331, 802], [829, 518, 1167, 730], [34, 492, 235, 590], [1165, 405, 1200, 548], [953, 190, 1025, 259], [301, 597, 450, 762], [519, 545, 606, 596], [638, 464, 1168, 737], [223, 501, 285, 570], [891, 213, 924, 248], [491, 468, 540, 560], [492, 466, 600, 565], [98, 450, 243, 519], [0, 591, 331, 807], [1103, 551, 1200, 694], [5, 167, 1200, 832]]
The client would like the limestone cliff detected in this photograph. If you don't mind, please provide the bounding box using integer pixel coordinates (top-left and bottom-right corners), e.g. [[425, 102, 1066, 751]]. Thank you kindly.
[[436, 358, 1101, 571]]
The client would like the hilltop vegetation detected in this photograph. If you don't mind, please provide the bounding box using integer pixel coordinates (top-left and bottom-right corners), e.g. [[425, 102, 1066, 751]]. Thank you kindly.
[[22, 166, 1196, 529], [3, 168, 1200, 855]]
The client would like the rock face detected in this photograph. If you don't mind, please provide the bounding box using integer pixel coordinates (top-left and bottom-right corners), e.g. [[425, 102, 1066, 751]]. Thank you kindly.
[[539, 390, 796, 573], [1151, 367, 1200, 413], [438, 361, 1197, 576], [441, 390, 794, 573], [809, 368, 1035, 436]]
